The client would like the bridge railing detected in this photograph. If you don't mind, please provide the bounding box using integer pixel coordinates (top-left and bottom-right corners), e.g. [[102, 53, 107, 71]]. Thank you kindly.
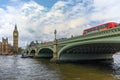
[[58, 26, 120, 44]]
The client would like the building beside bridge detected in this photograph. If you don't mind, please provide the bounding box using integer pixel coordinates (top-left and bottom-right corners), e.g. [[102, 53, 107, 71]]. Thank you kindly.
[[0, 25, 19, 55]]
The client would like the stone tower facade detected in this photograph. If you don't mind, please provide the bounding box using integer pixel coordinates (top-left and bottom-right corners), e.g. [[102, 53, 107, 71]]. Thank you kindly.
[[2, 38, 8, 54], [0, 37, 12, 55], [13, 24, 19, 53]]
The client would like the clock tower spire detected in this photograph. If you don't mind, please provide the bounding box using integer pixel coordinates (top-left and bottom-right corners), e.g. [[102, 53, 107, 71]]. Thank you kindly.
[[13, 24, 19, 53]]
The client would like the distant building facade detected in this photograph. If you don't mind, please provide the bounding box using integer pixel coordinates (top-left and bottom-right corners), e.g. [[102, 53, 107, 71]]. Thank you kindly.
[[0, 25, 19, 55], [0, 38, 12, 54]]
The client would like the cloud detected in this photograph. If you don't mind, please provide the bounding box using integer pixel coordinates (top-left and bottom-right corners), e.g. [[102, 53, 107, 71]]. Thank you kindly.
[[91, 0, 120, 22], [0, 0, 120, 48]]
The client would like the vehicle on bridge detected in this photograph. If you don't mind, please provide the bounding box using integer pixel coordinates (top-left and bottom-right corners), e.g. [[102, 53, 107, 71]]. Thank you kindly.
[[57, 38, 67, 42], [83, 22, 119, 35]]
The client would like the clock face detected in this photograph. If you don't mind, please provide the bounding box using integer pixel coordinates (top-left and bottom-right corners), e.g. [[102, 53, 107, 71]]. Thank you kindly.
[[14, 33, 17, 36]]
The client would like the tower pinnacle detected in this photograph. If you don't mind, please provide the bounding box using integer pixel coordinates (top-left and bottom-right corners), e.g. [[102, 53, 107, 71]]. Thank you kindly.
[[14, 24, 18, 31]]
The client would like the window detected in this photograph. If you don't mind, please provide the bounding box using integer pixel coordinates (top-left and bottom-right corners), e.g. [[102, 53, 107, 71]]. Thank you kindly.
[[98, 25, 105, 29], [93, 27, 98, 31], [104, 24, 109, 27]]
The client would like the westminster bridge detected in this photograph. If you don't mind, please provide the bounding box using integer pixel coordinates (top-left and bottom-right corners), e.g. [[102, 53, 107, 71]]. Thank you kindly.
[[25, 26, 120, 62]]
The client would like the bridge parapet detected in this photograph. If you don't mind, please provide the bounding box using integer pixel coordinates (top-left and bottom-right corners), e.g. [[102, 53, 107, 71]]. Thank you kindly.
[[58, 26, 120, 45]]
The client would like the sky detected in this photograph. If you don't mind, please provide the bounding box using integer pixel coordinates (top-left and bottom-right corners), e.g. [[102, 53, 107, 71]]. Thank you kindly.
[[0, 0, 120, 48]]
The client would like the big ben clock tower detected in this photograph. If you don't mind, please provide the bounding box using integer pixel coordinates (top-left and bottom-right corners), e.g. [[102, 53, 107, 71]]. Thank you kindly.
[[13, 24, 19, 53]]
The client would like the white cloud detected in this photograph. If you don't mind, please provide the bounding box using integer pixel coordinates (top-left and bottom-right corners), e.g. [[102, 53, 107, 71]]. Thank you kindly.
[[92, 0, 120, 22]]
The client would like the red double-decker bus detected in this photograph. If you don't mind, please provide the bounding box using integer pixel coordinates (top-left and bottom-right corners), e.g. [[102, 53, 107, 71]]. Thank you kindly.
[[83, 22, 119, 35]]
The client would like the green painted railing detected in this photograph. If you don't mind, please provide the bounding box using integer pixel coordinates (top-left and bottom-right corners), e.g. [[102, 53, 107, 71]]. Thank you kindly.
[[58, 26, 120, 45]]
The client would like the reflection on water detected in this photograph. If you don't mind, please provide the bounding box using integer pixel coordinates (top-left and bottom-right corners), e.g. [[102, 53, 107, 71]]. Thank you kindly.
[[0, 55, 59, 80], [0, 54, 120, 80]]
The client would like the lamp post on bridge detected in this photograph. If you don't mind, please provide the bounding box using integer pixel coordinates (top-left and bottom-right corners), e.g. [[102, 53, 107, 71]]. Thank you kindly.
[[51, 29, 58, 62], [54, 29, 57, 40]]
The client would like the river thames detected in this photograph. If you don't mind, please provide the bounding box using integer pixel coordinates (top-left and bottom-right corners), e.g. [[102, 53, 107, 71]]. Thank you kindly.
[[0, 54, 120, 80]]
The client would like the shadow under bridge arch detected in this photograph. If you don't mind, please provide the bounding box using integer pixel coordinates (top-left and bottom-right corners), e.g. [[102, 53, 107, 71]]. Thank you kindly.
[[38, 48, 53, 58], [26, 50, 29, 55], [58, 41, 120, 61], [30, 49, 36, 57]]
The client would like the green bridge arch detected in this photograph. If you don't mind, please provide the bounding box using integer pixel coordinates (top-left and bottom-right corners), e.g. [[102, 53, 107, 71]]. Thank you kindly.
[[58, 39, 120, 61], [30, 49, 36, 56], [38, 47, 53, 58]]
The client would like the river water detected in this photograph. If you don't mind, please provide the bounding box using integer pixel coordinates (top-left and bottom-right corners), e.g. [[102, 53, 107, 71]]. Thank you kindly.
[[0, 54, 120, 80]]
